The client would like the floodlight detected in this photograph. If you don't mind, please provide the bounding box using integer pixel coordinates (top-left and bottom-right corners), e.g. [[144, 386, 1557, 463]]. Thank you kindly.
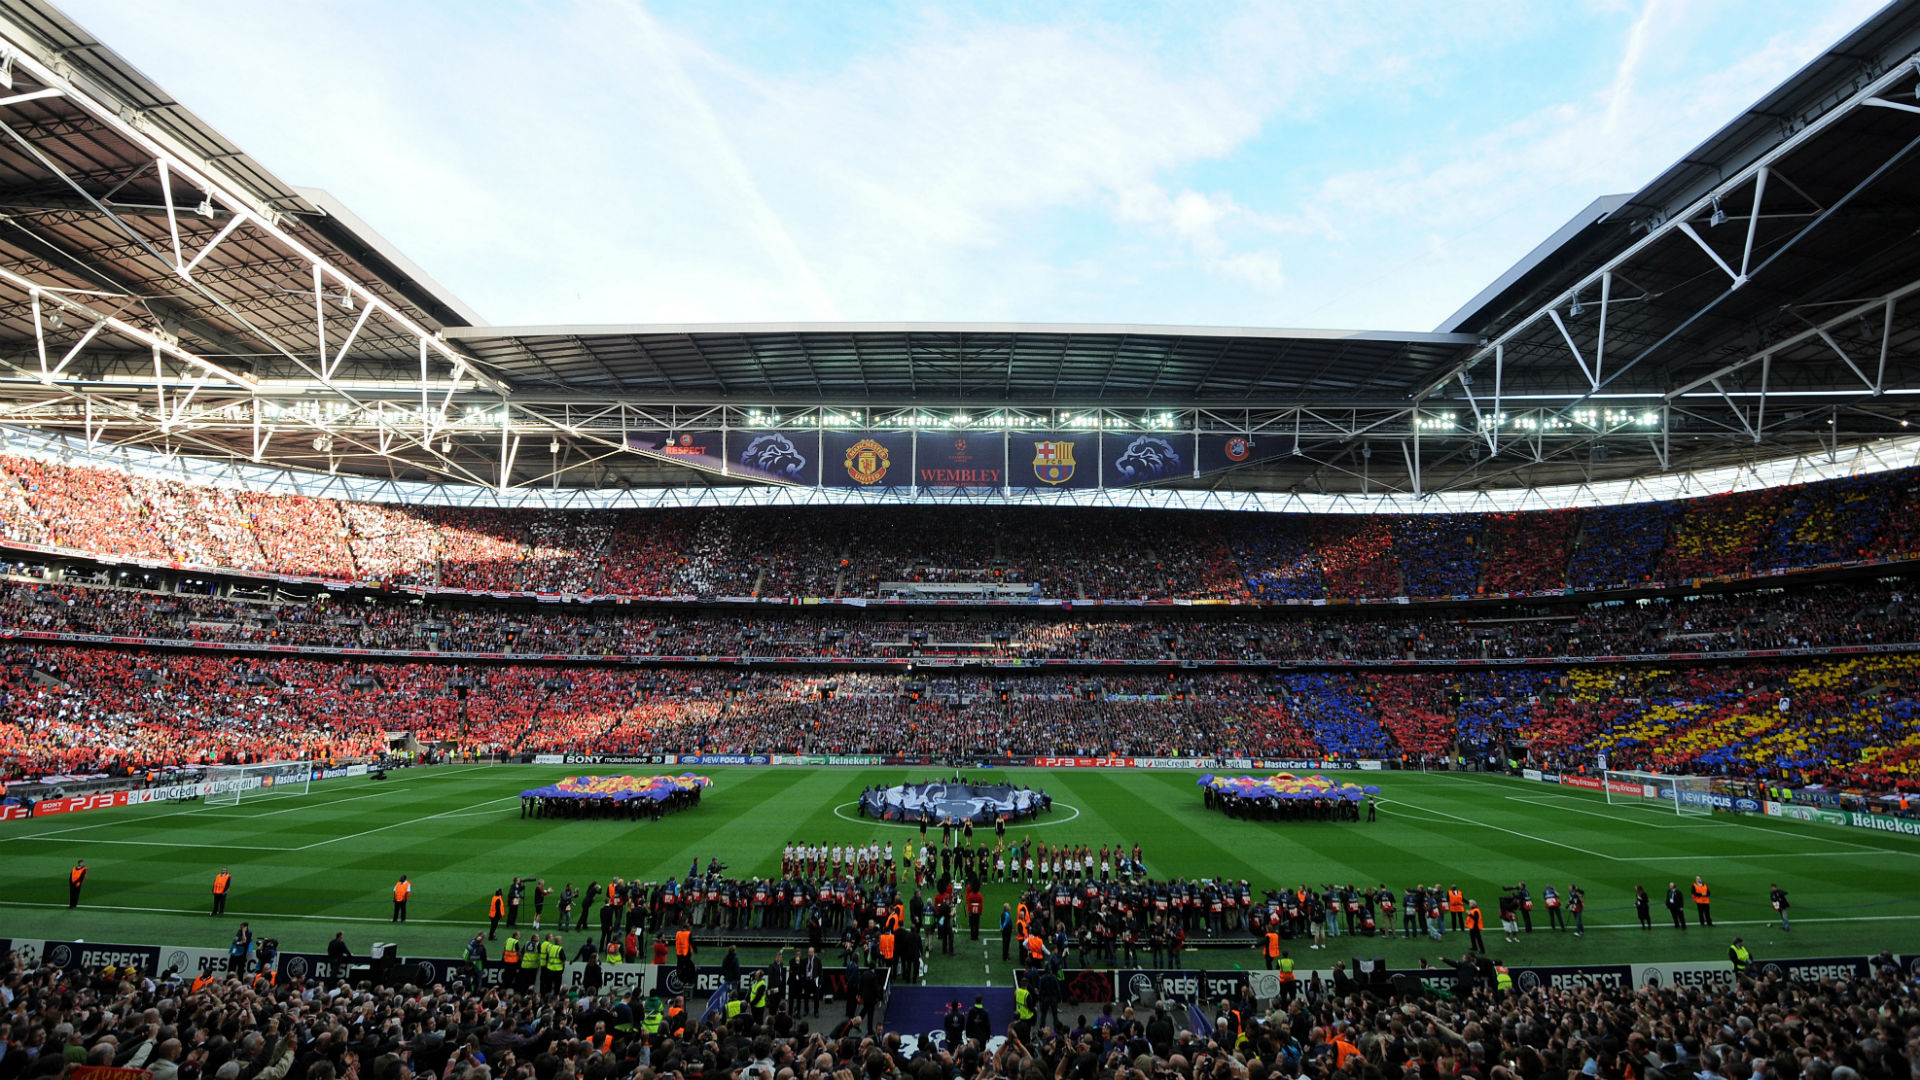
[[44, 310, 61, 330], [195, 193, 215, 218], [1569, 298, 1585, 318], [1709, 197, 1726, 227]]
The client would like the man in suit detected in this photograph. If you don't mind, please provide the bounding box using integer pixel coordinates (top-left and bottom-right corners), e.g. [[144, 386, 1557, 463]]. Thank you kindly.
[[799, 946, 823, 1017]]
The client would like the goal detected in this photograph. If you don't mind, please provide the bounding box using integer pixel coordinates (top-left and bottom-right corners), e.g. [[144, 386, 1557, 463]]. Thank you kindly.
[[1604, 770, 1714, 817], [203, 761, 314, 807]]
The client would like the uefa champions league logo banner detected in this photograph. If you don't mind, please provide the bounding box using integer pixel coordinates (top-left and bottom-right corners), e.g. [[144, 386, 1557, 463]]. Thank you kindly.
[[913, 432, 1005, 488]]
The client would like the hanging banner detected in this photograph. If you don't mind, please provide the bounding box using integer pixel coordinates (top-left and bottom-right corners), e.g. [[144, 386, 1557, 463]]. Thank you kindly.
[[627, 431, 726, 474], [823, 431, 914, 489], [634, 428, 1287, 490], [915, 432, 1006, 488], [727, 430, 818, 486], [1104, 433, 1188, 486], [1008, 432, 1101, 489], [1196, 433, 1297, 476]]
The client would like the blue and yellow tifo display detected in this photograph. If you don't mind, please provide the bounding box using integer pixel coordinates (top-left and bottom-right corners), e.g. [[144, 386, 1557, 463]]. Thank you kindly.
[[519, 774, 712, 803], [1197, 772, 1380, 802]]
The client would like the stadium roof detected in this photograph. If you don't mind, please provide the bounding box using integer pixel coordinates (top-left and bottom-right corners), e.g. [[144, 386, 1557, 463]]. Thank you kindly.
[[0, 0, 1916, 504], [446, 323, 1475, 406]]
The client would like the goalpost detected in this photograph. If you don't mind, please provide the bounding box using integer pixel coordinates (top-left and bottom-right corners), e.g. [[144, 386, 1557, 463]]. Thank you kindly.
[[1603, 769, 1714, 817], [203, 761, 315, 807]]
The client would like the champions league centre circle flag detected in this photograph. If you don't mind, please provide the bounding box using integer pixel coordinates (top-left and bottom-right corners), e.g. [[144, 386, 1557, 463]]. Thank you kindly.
[[859, 779, 1050, 825]]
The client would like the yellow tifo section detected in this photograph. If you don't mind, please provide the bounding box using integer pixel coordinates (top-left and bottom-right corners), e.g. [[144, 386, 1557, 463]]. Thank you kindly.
[[1534, 655, 1920, 774]]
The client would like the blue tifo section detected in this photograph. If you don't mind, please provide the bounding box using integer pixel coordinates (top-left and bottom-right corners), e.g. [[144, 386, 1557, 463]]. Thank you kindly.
[[1281, 674, 1393, 756]]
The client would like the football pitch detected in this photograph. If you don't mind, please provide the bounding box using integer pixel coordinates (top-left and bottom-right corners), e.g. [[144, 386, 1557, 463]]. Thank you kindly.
[[3, 765, 1916, 983]]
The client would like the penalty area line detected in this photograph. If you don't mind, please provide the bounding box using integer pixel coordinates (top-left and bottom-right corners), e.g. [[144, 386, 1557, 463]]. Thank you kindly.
[[1375, 797, 1618, 861], [291, 796, 521, 851]]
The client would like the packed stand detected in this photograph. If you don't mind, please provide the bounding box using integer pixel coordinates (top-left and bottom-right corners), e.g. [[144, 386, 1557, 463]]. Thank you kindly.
[[1565, 502, 1678, 589], [0, 455, 1918, 602], [1476, 509, 1574, 593], [1, 574, 1916, 666]]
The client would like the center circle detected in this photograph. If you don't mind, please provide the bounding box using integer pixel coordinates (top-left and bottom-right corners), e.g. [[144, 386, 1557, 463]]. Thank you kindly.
[[832, 800, 1082, 829]]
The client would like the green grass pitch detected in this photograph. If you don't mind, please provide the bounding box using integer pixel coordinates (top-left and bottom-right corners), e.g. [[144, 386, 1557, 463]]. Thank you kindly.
[[3, 765, 1915, 983]]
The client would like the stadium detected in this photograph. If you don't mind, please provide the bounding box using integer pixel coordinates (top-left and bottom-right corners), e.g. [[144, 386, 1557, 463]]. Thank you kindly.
[[0, 0, 1918, 1073]]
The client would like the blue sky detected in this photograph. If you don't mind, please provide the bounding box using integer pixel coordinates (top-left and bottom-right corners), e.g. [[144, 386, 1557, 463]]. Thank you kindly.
[[64, 0, 1885, 331]]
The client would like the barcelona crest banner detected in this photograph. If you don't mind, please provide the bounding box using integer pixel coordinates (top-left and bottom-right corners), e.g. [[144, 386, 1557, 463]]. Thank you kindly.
[[1010, 431, 1099, 489]]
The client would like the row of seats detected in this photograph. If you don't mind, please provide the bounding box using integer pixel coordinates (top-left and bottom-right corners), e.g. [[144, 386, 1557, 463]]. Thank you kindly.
[[1, 456, 1916, 600]]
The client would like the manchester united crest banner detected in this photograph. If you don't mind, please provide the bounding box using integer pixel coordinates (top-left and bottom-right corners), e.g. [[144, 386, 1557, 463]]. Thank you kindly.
[[823, 431, 913, 488]]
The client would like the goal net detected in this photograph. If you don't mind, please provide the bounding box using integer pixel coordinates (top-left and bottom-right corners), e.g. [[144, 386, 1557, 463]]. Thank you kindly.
[[203, 761, 314, 807], [1604, 770, 1713, 817]]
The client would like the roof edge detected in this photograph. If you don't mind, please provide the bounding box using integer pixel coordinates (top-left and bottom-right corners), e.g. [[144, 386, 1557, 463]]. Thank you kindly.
[[293, 187, 488, 329], [445, 321, 1480, 344], [1436, 193, 1630, 334]]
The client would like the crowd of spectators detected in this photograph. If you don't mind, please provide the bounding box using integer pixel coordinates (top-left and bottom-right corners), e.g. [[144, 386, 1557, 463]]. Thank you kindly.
[[3, 636, 1918, 789], [4, 933, 1916, 1080], [1565, 503, 1678, 590], [1, 573, 1911, 667], [0, 457, 1917, 603], [1477, 510, 1577, 595], [1518, 654, 1920, 790]]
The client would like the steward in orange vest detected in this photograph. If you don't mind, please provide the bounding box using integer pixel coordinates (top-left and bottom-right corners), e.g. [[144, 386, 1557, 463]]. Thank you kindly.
[[212, 869, 233, 917], [1691, 877, 1712, 926], [392, 876, 411, 923], [489, 890, 506, 939]]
